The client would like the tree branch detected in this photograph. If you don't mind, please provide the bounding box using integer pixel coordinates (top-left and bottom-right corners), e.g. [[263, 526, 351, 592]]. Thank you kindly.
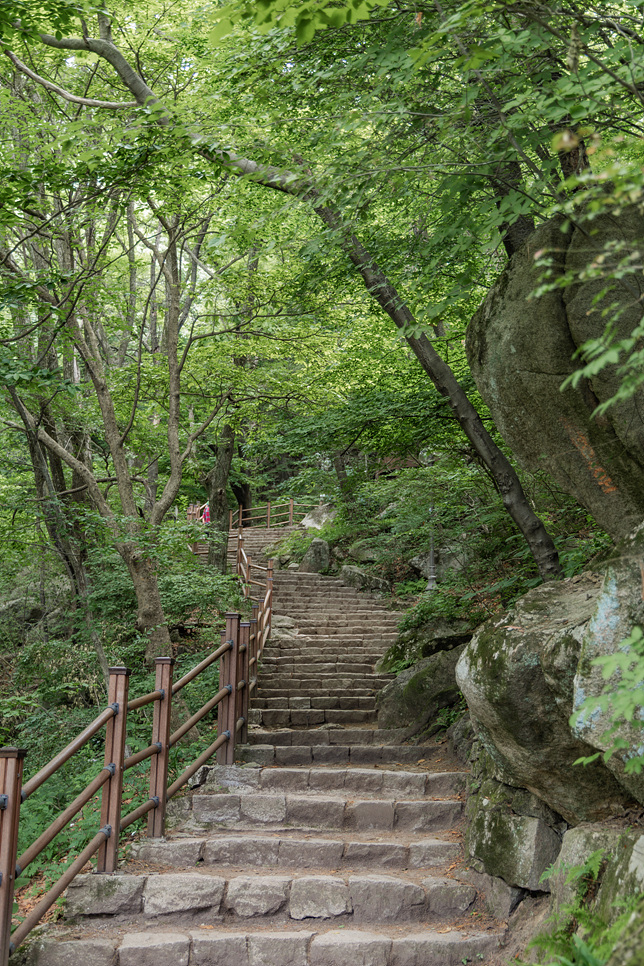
[[4, 49, 138, 109]]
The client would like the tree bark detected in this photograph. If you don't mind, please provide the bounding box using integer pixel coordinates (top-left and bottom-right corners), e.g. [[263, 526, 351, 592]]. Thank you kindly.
[[205, 424, 235, 572]]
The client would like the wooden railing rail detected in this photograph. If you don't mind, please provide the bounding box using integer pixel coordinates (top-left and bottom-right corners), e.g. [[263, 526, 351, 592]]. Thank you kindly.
[[0, 600, 267, 963]]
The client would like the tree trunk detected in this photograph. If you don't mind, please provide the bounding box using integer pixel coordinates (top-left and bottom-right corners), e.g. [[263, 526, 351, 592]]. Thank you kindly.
[[121, 547, 172, 664], [206, 424, 235, 572], [321, 219, 563, 581]]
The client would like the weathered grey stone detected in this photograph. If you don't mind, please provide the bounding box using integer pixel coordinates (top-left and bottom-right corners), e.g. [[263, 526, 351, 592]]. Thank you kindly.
[[285, 794, 345, 828], [190, 931, 248, 966], [456, 573, 633, 823], [390, 931, 501, 966], [408, 839, 460, 867], [605, 896, 644, 966], [143, 873, 225, 915], [65, 874, 145, 916], [466, 806, 561, 891], [278, 838, 344, 868], [466, 208, 644, 541], [132, 839, 204, 867], [289, 876, 352, 919], [118, 932, 189, 966], [301, 504, 336, 530], [349, 875, 425, 920], [461, 869, 525, 919], [203, 836, 279, 867], [248, 932, 314, 966], [548, 824, 620, 918], [258, 768, 309, 793], [340, 566, 388, 594], [225, 876, 290, 917], [192, 793, 241, 825], [343, 841, 408, 869], [394, 800, 462, 831], [376, 647, 465, 731], [25, 940, 116, 966], [423, 876, 477, 915], [239, 793, 286, 824], [299, 539, 331, 573], [346, 800, 395, 830], [309, 930, 391, 966]]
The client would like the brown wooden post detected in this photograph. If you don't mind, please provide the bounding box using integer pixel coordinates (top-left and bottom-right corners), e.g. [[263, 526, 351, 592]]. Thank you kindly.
[[147, 658, 174, 838], [238, 621, 251, 744], [249, 616, 258, 689], [229, 508, 233, 530], [226, 613, 241, 764], [266, 500, 271, 529], [217, 614, 240, 765], [238, 503, 244, 528], [289, 498, 294, 524], [266, 560, 274, 641], [97, 667, 130, 873], [0, 748, 26, 966]]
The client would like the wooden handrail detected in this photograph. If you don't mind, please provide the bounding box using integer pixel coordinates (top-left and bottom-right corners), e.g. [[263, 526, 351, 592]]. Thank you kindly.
[[0, 608, 259, 962]]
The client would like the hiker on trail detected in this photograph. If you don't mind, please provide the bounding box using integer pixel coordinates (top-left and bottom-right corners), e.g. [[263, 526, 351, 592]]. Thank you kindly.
[[202, 504, 210, 523]]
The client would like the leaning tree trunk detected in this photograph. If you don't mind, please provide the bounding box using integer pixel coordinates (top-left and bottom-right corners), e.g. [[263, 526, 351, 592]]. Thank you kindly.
[[206, 424, 235, 572], [121, 547, 172, 664]]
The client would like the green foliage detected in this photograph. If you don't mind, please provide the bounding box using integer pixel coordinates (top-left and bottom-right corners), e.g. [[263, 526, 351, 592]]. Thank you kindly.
[[525, 849, 640, 966], [572, 626, 644, 775]]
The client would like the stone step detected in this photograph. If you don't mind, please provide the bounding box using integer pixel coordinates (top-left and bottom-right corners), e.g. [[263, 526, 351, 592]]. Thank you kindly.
[[257, 688, 375, 698], [31, 924, 503, 966], [238, 743, 445, 766], [248, 708, 378, 728], [132, 831, 460, 871], [189, 791, 463, 832], [259, 661, 378, 673], [253, 697, 377, 711], [256, 677, 391, 690], [206, 765, 466, 800], [247, 728, 407, 747], [65, 870, 477, 925]]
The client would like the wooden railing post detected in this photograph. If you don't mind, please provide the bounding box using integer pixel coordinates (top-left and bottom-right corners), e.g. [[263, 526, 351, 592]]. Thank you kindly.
[[97, 667, 130, 873], [266, 560, 274, 640], [266, 500, 271, 529], [217, 613, 240, 766], [289, 498, 294, 524], [238, 503, 244, 528], [147, 658, 174, 839], [0, 748, 26, 966], [238, 622, 251, 744]]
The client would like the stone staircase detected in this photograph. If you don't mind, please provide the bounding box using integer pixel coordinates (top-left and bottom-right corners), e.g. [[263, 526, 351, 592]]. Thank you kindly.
[[23, 527, 504, 965]]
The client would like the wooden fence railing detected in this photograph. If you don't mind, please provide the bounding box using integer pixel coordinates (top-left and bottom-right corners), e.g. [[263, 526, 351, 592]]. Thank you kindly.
[[0, 543, 274, 963], [187, 497, 319, 530]]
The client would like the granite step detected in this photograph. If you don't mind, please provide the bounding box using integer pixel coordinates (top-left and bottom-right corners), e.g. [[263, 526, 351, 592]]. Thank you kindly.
[[29, 923, 503, 966], [64, 869, 477, 924]]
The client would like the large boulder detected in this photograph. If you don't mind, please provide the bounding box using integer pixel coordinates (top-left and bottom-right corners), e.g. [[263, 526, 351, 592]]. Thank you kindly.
[[301, 504, 336, 530], [456, 570, 633, 824], [339, 565, 388, 594], [376, 644, 464, 731], [466, 208, 644, 541], [298, 538, 330, 573]]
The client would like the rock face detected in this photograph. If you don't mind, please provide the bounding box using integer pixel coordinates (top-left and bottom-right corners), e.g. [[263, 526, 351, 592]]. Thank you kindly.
[[301, 504, 336, 530], [377, 645, 464, 731], [339, 565, 388, 594], [299, 539, 331, 574], [466, 209, 644, 541], [456, 570, 634, 824]]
